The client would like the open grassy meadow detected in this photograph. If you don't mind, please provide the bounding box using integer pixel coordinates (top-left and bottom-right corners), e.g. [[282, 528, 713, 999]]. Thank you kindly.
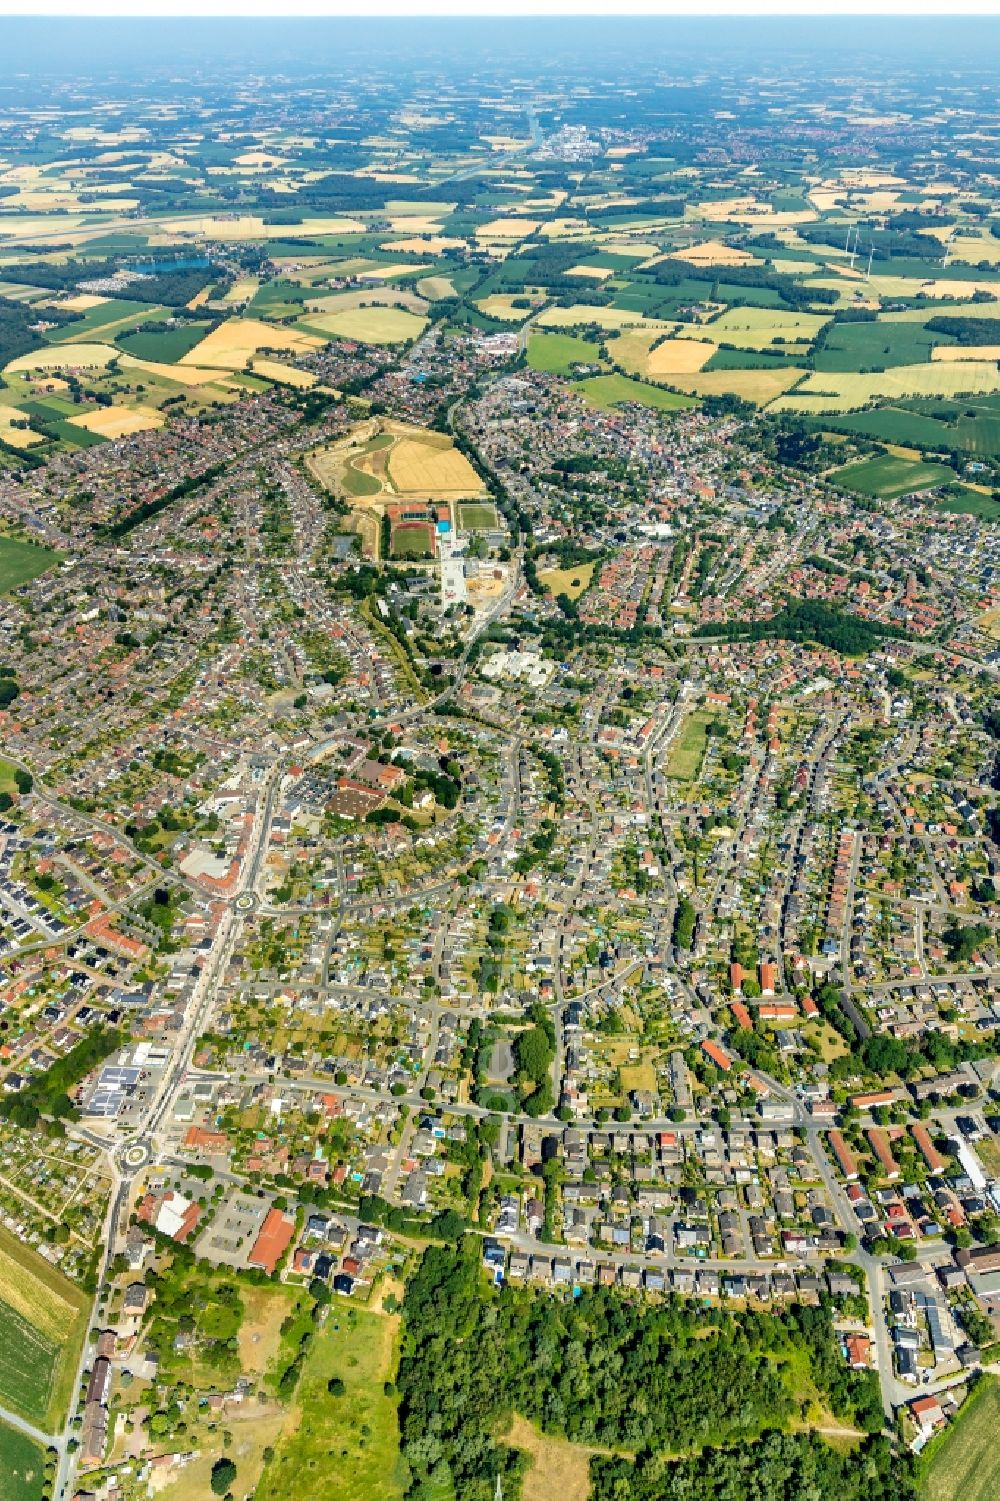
[[575, 373, 694, 413], [666, 710, 714, 781], [0, 1225, 89, 1430], [920, 1378, 1000, 1501], [538, 563, 595, 598], [527, 331, 602, 374], [937, 487, 1000, 518], [259, 1306, 409, 1501], [0, 535, 63, 594], [505, 1413, 595, 1501], [832, 454, 954, 500], [0, 1419, 45, 1501]]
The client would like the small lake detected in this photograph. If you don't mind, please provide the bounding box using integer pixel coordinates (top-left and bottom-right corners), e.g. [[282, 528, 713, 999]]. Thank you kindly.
[[129, 256, 213, 273]]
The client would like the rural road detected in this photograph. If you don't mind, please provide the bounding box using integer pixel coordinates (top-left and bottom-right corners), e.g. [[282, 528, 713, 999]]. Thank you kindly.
[[0, 1400, 59, 1450]]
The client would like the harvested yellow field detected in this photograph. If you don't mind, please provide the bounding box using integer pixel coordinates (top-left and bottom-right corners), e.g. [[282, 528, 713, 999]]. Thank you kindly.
[[539, 304, 672, 332], [380, 235, 465, 254], [685, 195, 813, 227], [306, 288, 428, 315], [538, 563, 595, 598], [180, 317, 323, 369], [809, 189, 845, 212], [669, 238, 756, 267], [0, 408, 42, 448], [223, 277, 260, 304], [566, 264, 613, 280], [251, 359, 317, 389], [234, 150, 288, 168], [601, 239, 661, 259], [54, 293, 109, 312], [418, 276, 457, 301], [680, 367, 807, 406], [5, 341, 118, 374], [358, 263, 431, 282], [932, 345, 1000, 362], [923, 227, 1000, 264], [303, 306, 427, 345], [0, 1231, 79, 1345], [542, 216, 610, 239], [779, 360, 1000, 412], [645, 337, 714, 376], [884, 303, 1000, 323], [475, 217, 540, 240], [118, 353, 233, 386], [388, 437, 484, 496], [813, 273, 1000, 302], [68, 404, 164, 438], [476, 294, 540, 321], [979, 608, 1000, 643], [386, 213, 453, 232], [851, 189, 903, 211], [186, 287, 212, 310]]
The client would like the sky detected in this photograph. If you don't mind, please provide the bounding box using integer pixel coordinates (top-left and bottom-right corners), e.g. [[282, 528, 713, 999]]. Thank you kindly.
[[1, 0, 999, 15]]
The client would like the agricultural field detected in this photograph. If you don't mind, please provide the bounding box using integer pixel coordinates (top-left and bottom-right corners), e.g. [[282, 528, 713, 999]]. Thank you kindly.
[[300, 305, 426, 345], [259, 1307, 409, 1501], [832, 455, 954, 500], [0, 1225, 89, 1430], [812, 317, 949, 372], [0, 535, 63, 593], [250, 358, 317, 388], [180, 317, 323, 369], [4, 342, 119, 375], [683, 366, 806, 405], [0, 1420, 45, 1501], [387, 432, 483, 497], [526, 331, 603, 374], [475, 294, 540, 321], [779, 361, 1000, 413], [920, 1379, 1000, 1501], [307, 421, 483, 504], [575, 373, 694, 413], [116, 321, 213, 362], [67, 404, 163, 438], [705, 306, 830, 350], [0, 405, 43, 449]]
